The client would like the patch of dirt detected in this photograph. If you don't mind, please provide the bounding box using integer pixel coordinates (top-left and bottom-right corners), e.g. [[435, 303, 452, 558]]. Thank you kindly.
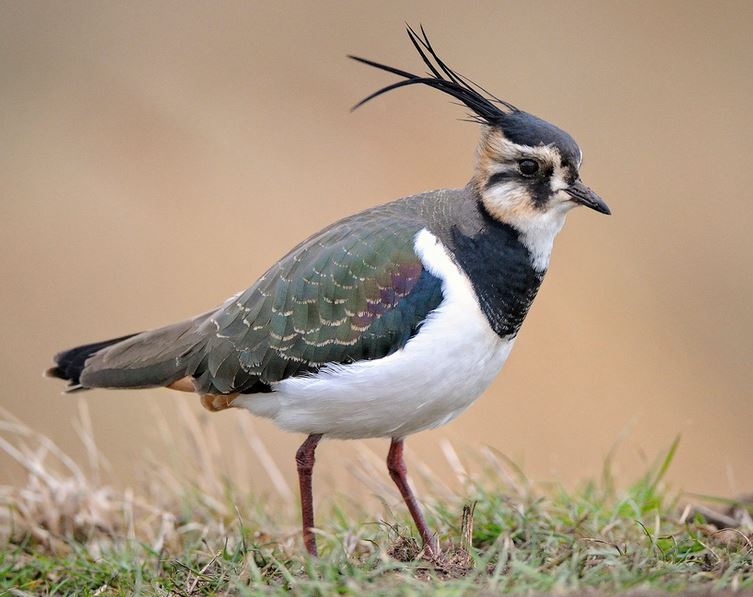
[[386, 535, 421, 562], [427, 545, 474, 579], [387, 502, 476, 579]]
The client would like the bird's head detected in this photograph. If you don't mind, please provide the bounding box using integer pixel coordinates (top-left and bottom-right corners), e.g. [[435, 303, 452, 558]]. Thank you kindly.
[[350, 26, 610, 230], [474, 114, 609, 231]]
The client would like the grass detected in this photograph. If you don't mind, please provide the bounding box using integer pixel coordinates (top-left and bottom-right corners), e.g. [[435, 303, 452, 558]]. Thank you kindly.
[[1, 406, 751, 596]]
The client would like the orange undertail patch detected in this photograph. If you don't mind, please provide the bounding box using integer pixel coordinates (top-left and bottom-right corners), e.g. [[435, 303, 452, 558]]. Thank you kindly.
[[200, 393, 239, 412], [167, 377, 196, 392], [167, 377, 239, 412]]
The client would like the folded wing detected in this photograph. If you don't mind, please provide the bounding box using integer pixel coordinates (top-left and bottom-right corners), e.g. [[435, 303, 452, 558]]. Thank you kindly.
[[70, 200, 444, 397]]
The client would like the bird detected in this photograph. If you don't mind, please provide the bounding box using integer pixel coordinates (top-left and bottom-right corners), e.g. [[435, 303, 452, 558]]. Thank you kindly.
[[47, 26, 610, 558]]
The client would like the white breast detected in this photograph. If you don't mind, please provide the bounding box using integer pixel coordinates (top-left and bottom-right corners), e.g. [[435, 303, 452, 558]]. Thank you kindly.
[[235, 229, 515, 439]]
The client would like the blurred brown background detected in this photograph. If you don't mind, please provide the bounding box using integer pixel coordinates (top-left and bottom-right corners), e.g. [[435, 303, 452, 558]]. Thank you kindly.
[[1, 1, 751, 499]]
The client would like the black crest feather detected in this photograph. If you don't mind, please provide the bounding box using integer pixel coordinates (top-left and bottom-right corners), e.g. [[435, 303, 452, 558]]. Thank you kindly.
[[349, 25, 518, 124]]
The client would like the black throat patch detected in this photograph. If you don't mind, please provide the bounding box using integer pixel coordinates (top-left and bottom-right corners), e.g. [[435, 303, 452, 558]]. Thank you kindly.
[[443, 208, 545, 338]]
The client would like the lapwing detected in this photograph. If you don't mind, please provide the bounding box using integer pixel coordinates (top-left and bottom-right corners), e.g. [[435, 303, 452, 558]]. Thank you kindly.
[[48, 27, 610, 557]]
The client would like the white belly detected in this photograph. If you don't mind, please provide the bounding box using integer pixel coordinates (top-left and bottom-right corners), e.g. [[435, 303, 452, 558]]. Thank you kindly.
[[234, 229, 515, 439]]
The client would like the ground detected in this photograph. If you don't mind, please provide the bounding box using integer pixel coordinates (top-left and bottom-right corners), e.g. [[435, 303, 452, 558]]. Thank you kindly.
[[1, 410, 751, 596]]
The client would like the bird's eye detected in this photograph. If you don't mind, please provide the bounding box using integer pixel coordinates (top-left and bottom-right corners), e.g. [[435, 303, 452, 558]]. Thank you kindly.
[[518, 159, 539, 177]]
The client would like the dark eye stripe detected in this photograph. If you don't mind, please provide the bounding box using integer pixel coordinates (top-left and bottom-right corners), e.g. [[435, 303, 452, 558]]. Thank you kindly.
[[484, 170, 515, 189]]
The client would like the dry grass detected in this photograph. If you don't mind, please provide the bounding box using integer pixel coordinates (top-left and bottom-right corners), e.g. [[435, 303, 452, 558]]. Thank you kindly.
[[0, 404, 752, 596]]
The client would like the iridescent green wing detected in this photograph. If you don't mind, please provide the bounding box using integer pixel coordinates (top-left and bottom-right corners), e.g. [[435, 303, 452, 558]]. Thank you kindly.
[[184, 201, 444, 395]]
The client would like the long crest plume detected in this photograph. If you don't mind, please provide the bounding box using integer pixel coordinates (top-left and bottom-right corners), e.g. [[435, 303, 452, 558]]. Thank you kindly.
[[349, 25, 518, 125]]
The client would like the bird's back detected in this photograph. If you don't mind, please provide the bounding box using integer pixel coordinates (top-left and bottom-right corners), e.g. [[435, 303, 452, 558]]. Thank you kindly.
[[50, 187, 476, 400]]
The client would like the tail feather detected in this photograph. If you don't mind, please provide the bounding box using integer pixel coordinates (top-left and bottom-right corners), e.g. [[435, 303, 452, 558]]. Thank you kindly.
[[46, 334, 139, 392], [47, 311, 213, 393]]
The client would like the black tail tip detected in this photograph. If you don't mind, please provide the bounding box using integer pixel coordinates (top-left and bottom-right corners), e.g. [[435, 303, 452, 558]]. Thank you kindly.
[[43, 366, 86, 392], [47, 333, 138, 392], [45, 365, 65, 379]]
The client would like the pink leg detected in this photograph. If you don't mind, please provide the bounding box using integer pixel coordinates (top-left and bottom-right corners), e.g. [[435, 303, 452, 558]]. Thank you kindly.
[[387, 438, 438, 555], [295, 433, 322, 556]]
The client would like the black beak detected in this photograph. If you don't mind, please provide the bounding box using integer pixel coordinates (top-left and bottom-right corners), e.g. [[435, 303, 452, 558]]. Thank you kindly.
[[565, 180, 611, 215]]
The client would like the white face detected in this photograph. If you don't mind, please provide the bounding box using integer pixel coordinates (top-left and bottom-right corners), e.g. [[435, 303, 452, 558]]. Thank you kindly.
[[472, 127, 600, 272], [475, 128, 582, 226]]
